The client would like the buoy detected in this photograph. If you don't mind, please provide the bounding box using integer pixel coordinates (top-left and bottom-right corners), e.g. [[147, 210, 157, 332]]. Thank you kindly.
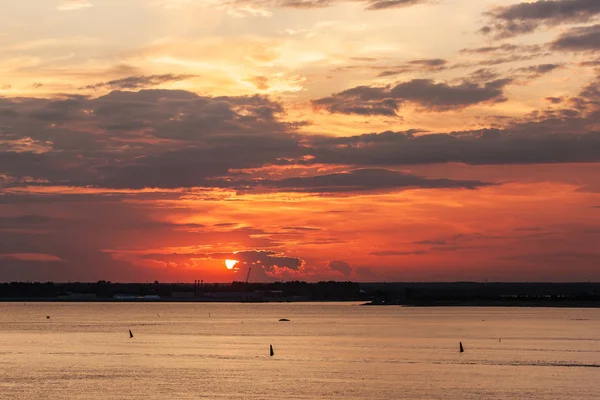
[[46, 316, 50, 319], [459, 342, 464, 353], [129, 329, 134, 338], [270, 344, 274, 357]]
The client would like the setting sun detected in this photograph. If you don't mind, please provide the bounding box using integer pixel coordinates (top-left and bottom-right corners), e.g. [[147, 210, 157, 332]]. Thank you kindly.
[[225, 260, 239, 270]]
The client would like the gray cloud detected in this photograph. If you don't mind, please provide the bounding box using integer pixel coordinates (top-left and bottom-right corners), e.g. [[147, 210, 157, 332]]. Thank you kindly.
[[257, 168, 490, 193], [481, 0, 600, 38], [365, 0, 424, 10], [0, 89, 300, 189], [0, 215, 54, 227], [81, 74, 197, 90], [248, 0, 429, 11], [143, 249, 305, 272], [551, 24, 600, 52], [377, 58, 448, 77], [369, 250, 426, 256], [460, 43, 544, 54], [1, 76, 599, 195], [514, 63, 563, 79], [305, 129, 600, 166], [328, 260, 352, 276], [313, 78, 512, 116]]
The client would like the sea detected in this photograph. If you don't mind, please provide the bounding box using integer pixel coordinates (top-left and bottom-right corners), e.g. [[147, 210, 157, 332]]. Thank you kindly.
[[0, 302, 598, 399]]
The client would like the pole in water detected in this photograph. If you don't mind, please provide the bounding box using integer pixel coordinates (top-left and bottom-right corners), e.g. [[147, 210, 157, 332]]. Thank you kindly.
[[270, 344, 274, 357], [129, 329, 134, 338], [459, 342, 464, 353]]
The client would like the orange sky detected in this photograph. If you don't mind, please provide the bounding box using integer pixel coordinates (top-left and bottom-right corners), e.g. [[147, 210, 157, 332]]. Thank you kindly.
[[1, 0, 599, 282]]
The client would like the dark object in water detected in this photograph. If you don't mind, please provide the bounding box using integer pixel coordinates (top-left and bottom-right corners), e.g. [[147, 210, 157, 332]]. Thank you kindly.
[[129, 329, 134, 338], [46, 316, 50, 319], [279, 318, 290, 322], [270, 344, 274, 357], [459, 342, 464, 353]]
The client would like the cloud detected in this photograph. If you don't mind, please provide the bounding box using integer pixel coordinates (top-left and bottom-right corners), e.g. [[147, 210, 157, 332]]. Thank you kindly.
[[460, 44, 543, 54], [57, 0, 93, 11], [551, 24, 600, 52], [0, 253, 64, 262], [481, 0, 600, 38], [1, 78, 599, 196], [237, 0, 430, 11], [247, 75, 270, 90], [258, 168, 490, 193], [0, 89, 300, 189], [0, 215, 54, 226], [369, 250, 425, 256], [306, 129, 600, 166], [328, 260, 352, 276], [376, 58, 448, 77], [364, 0, 427, 11], [282, 226, 322, 231], [514, 63, 563, 79], [81, 74, 197, 90], [313, 78, 512, 116], [142, 249, 306, 277]]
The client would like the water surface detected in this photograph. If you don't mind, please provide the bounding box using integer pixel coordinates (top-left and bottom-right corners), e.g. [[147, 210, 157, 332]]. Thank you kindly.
[[0, 303, 598, 399]]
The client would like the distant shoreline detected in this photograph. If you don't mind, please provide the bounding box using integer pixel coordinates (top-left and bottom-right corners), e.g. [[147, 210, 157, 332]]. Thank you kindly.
[[2, 282, 600, 306], [0, 298, 338, 303], [0, 299, 599, 308], [362, 301, 600, 308]]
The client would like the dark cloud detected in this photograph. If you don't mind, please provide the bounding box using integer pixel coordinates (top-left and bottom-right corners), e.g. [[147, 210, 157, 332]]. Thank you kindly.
[[258, 168, 490, 193], [313, 78, 512, 116], [248, 0, 429, 11], [0, 215, 54, 226], [457, 44, 550, 70], [81, 74, 197, 90], [551, 24, 600, 52], [376, 58, 448, 77], [277, 0, 335, 8], [546, 96, 565, 103], [468, 69, 501, 82], [306, 129, 600, 166], [514, 63, 563, 79], [282, 226, 322, 231], [335, 58, 447, 78], [579, 59, 600, 66], [328, 260, 352, 276], [2, 77, 600, 196], [369, 250, 426, 256], [365, 0, 424, 10], [355, 267, 377, 278], [481, 0, 600, 38], [143, 249, 305, 274], [460, 43, 543, 54], [0, 89, 301, 189]]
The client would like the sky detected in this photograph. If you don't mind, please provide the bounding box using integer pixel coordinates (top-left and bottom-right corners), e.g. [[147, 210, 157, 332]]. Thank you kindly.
[[1, 0, 599, 283]]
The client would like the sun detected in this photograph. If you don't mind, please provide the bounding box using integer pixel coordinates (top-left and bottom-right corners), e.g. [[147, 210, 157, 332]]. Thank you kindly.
[[225, 259, 239, 269]]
